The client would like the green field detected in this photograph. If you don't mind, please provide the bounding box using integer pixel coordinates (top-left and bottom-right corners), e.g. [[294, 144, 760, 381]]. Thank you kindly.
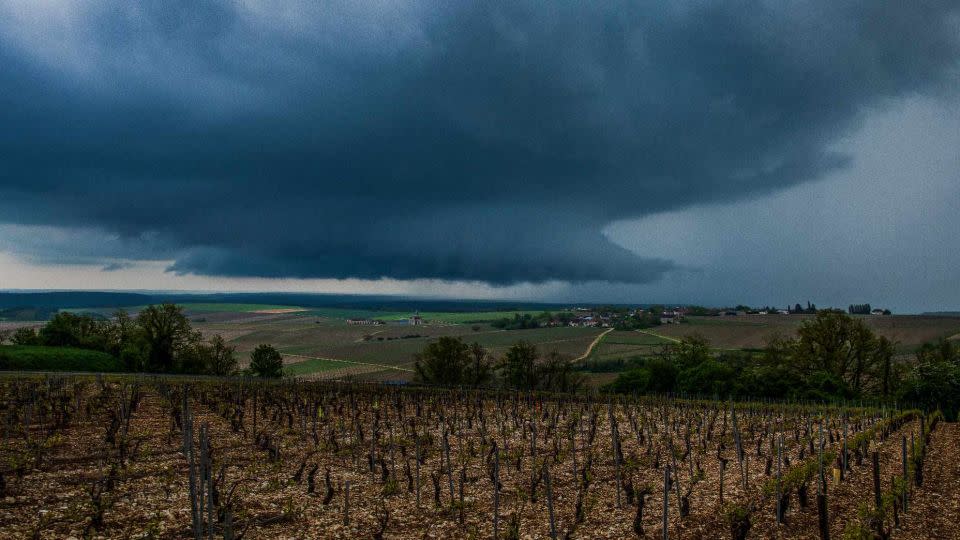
[[582, 330, 672, 363], [0, 345, 122, 372]]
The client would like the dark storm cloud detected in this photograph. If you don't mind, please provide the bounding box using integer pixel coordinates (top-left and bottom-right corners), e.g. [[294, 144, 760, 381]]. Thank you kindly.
[[0, 1, 958, 283]]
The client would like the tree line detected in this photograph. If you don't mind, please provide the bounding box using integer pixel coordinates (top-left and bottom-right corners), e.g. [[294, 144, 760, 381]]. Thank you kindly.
[[412, 337, 584, 393], [1, 305, 285, 377], [607, 310, 960, 418]]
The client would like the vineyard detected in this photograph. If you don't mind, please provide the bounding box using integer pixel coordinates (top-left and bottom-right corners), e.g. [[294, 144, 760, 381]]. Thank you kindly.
[[0, 374, 954, 539]]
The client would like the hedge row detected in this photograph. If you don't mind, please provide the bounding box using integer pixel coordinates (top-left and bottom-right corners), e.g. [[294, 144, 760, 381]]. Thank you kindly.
[[0, 345, 123, 372]]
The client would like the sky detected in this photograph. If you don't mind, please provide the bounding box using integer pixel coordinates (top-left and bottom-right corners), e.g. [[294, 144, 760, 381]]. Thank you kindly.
[[1, 2, 959, 312]]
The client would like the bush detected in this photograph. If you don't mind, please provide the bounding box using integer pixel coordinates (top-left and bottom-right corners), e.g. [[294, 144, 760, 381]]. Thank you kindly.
[[0, 345, 123, 372], [250, 344, 284, 378], [606, 367, 651, 394]]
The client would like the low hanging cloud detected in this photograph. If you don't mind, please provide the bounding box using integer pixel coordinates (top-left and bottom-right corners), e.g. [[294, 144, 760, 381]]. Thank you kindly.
[[0, 1, 958, 284]]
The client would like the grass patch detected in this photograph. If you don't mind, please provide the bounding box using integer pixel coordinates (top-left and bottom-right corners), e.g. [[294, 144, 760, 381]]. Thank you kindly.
[[0, 345, 122, 372]]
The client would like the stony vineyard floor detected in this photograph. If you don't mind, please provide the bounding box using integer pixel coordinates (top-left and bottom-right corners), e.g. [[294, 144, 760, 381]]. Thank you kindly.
[[0, 375, 955, 539]]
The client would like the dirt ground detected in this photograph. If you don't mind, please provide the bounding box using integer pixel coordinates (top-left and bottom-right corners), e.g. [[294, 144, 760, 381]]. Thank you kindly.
[[0, 376, 953, 539]]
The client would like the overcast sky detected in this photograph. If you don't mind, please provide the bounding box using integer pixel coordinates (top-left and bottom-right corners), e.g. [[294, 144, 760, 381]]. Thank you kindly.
[[1, 2, 958, 312]]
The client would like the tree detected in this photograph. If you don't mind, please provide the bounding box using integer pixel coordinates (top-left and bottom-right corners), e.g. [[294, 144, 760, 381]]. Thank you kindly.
[[105, 310, 137, 357], [178, 340, 213, 374], [249, 344, 284, 378], [499, 341, 539, 389], [137, 304, 195, 372], [11, 327, 40, 345], [537, 351, 584, 393], [0, 329, 12, 344], [794, 310, 878, 389], [208, 335, 238, 376], [414, 337, 470, 385], [671, 335, 711, 370], [39, 312, 109, 350], [900, 339, 960, 420], [875, 336, 896, 397], [465, 342, 493, 386]]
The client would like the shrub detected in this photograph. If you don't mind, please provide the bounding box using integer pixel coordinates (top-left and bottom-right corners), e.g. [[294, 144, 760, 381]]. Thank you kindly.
[[250, 344, 284, 378]]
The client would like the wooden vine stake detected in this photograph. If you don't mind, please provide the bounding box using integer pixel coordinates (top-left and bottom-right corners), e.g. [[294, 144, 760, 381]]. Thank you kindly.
[[609, 402, 623, 508], [776, 432, 784, 525], [343, 480, 351, 526], [493, 441, 500, 540], [731, 404, 746, 490], [544, 462, 557, 540], [662, 465, 670, 540], [901, 435, 908, 512], [817, 412, 830, 540], [872, 451, 881, 512]]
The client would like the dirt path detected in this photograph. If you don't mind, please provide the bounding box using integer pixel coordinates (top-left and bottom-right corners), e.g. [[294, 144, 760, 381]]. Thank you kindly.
[[576, 327, 614, 361], [896, 421, 960, 539], [636, 328, 682, 343]]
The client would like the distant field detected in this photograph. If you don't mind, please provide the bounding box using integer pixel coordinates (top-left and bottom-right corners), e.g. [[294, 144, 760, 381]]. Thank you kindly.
[[583, 330, 672, 362], [301, 308, 407, 319], [134, 307, 960, 381], [192, 313, 604, 377], [282, 357, 345, 376], [378, 310, 545, 323]]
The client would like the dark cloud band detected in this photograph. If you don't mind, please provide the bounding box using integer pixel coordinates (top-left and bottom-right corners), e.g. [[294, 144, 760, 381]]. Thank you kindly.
[[0, 1, 957, 283]]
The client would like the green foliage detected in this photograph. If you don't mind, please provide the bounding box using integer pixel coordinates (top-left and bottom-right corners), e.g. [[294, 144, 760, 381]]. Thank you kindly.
[[496, 341, 583, 392], [794, 310, 885, 393], [605, 366, 651, 393], [14, 303, 244, 376], [899, 339, 960, 420], [0, 345, 122, 372], [11, 327, 40, 345], [465, 341, 493, 386], [414, 337, 472, 385], [678, 358, 736, 396], [206, 335, 239, 376], [761, 448, 837, 497], [535, 351, 585, 393], [499, 341, 538, 389], [604, 311, 944, 408], [723, 503, 752, 540], [137, 304, 197, 372], [578, 356, 642, 373], [613, 311, 661, 330], [250, 344, 284, 378], [490, 313, 543, 330]]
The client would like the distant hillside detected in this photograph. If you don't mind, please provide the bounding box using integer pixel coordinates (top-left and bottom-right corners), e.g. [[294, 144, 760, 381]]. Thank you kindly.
[[0, 291, 152, 310], [0, 291, 619, 316], [0, 306, 59, 321]]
